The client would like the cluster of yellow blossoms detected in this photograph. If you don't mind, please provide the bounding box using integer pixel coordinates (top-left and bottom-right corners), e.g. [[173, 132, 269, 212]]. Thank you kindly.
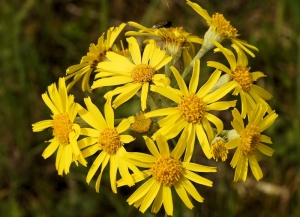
[[32, 1, 277, 216]]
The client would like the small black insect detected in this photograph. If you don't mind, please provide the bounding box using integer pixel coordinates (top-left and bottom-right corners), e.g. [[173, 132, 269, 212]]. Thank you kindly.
[[152, 21, 172, 29]]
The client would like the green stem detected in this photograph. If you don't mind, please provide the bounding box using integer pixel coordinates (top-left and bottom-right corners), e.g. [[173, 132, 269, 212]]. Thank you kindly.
[[181, 45, 209, 80]]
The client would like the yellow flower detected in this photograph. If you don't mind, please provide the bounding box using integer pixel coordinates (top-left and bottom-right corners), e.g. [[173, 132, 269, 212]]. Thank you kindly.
[[32, 77, 87, 175], [210, 137, 228, 162], [227, 104, 278, 181], [207, 41, 272, 118], [145, 59, 236, 160], [131, 112, 153, 134], [186, 0, 258, 57], [92, 37, 172, 111], [77, 97, 140, 193], [125, 21, 203, 58], [117, 133, 216, 216], [65, 23, 126, 92]]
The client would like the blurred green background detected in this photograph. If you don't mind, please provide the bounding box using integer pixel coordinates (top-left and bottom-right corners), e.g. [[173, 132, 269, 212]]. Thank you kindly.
[[0, 0, 299, 216]]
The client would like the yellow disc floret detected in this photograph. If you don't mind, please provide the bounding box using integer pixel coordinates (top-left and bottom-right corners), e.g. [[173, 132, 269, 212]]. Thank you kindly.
[[131, 64, 155, 83], [52, 113, 73, 145], [131, 112, 152, 133], [151, 156, 182, 186], [210, 13, 239, 39], [232, 65, 253, 92], [240, 125, 261, 156], [98, 128, 122, 155], [178, 95, 206, 124], [210, 139, 228, 162]]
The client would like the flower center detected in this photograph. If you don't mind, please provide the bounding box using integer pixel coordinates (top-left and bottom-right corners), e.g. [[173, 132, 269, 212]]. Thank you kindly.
[[131, 112, 152, 133], [231, 65, 253, 92], [240, 125, 261, 156], [210, 13, 238, 39], [178, 95, 206, 124], [52, 113, 73, 145], [150, 156, 182, 186], [131, 64, 155, 83], [98, 128, 122, 155], [210, 139, 228, 162]]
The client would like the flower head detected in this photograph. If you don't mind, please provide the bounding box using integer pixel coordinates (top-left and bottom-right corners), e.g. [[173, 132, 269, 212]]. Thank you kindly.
[[210, 137, 228, 162], [131, 112, 152, 134], [77, 97, 139, 193], [207, 41, 273, 118], [145, 59, 236, 160], [226, 104, 278, 181], [125, 22, 203, 58], [186, 0, 258, 57], [65, 23, 126, 92], [92, 37, 172, 111], [32, 77, 87, 175], [117, 133, 216, 216]]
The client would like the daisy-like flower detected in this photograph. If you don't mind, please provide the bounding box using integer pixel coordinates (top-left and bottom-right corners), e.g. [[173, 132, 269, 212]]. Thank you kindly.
[[92, 37, 172, 111], [227, 104, 278, 181], [207, 41, 272, 118], [77, 96, 140, 193], [145, 59, 237, 160], [65, 23, 126, 92], [32, 77, 87, 175], [117, 133, 216, 216], [186, 0, 258, 57], [125, 21, 203, 59]]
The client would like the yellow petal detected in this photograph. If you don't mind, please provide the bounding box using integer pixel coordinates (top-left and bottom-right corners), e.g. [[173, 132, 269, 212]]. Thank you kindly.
[[145, 107, 179, 118], [120, 135, 135, 144], [127, 37, 141, 65], [112, 83, 142, 109], [170, 66, 189, 96], [162, 185, 173, 216], [183, 170, 213, 187], [95, 154, 110, 193], [197, 69, 221, 98], [205, 113, 223, 134], [258, 143, 274, 156], [139, 181, 161, 213], [230, 146, 241, 168], [195, 124, 212, 159], [207, 61, 232, 75], [180, 176, 204, 202], [226, 138, 240, 150], [249, 155, 263, 181], [183, 124, 195, 162], [81, 143, 99, 158], [156, 133, 170, 156], [127, 178, 156, 205], [141, 82, 149, 111], [42, 140, 59, 159], [182, 162, 216, 173], [189, 59, 200, 94], [143, 136, 160, 158], [151, 185, 163, 213], [86, 151, 107, 184], [32, 120, 52, 132], [174, 181, 194, 209], [150, 85, 182, 103], [123, 153, 156, 168], [83, 97, 107, 127], [110, 155, 118, 193]]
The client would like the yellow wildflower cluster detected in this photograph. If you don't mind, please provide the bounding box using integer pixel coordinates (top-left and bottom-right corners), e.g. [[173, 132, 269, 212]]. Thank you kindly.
[[32, 1, 277, 216]]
